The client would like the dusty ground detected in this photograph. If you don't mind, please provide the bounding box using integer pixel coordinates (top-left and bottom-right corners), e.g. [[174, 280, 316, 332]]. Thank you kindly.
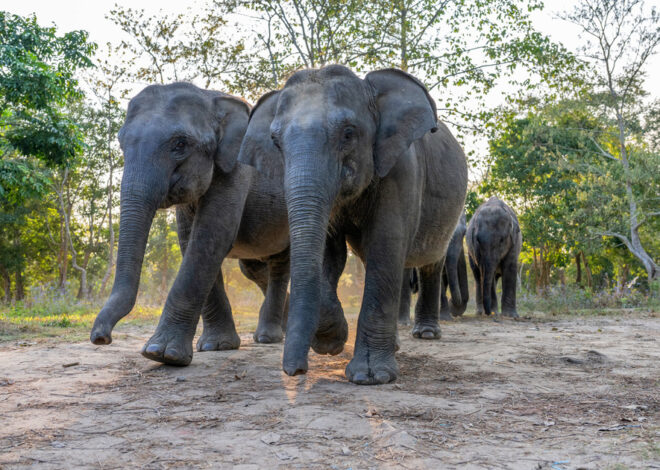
[[0, 312, 658, 469]]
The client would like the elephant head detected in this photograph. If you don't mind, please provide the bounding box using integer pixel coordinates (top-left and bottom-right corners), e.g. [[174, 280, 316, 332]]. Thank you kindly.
[[238, 65, 437, 374], [90, 82, 249, 345]]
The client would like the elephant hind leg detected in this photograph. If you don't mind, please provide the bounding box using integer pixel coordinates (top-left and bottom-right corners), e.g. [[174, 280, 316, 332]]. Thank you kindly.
[[439, 267, 453, 321], [398, 268, 414, 325], [197, 269, 241, 351], [241, 255, 289, 344], [412, 261, 443, 340]]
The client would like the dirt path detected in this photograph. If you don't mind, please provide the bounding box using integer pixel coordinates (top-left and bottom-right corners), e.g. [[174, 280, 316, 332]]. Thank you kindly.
[[1, 313, 658, 469]]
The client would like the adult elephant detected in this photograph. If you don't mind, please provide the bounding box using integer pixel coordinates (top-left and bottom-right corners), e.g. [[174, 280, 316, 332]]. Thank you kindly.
[[466, 197, 521, 318], [89, 82, 348, 366], [238, 65, 468, 384], [398, 212, 468, 324]]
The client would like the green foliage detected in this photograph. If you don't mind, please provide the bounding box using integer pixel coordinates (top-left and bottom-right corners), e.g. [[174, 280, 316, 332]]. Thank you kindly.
[[0, 11, 96, 166]]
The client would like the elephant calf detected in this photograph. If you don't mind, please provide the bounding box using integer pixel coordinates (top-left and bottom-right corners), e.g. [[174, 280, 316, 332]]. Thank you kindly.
[[238, 65, 467, 384], [466, 197, 521, 317]]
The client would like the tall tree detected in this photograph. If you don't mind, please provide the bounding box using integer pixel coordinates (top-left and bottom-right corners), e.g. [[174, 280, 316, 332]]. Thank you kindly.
[[562, 0, 659, 283]]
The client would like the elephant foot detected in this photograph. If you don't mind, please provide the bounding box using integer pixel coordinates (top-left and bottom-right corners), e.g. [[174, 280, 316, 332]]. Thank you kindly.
[[346, 347, 399, 385], [412, 322, 441, 340], [475, 308, 486, 316], [398, 314, 410, 326], [253, 322, 284, 344], [439, 309, 453, 321], [311, 315, 348, 356], [197, 327, 240, 352], [142, 326, 194, 366], [502, 310, 519, 319]]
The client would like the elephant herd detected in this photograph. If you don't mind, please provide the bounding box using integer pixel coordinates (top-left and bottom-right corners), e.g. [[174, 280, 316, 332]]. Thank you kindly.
[[89, 65, 522, 385]]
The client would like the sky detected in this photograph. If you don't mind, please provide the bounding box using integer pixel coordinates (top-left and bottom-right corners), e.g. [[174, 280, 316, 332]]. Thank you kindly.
[[6, 0, 660, 170]]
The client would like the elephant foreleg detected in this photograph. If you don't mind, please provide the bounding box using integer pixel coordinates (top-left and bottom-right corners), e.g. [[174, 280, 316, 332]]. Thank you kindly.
[[176, 205, 240, 352], [452, 246, 469, 316], [311, 229, 349, 356], [412, 261, 444, 339], [501, 254, 519, 318], [491, 273, 500, 315], [141, 172, 249, 366]]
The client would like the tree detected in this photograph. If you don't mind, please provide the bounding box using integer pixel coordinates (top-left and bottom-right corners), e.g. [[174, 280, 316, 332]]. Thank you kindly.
[[108, 3, 245, 90], [0, 11, 95, 166], [561, 0, 659, 283]]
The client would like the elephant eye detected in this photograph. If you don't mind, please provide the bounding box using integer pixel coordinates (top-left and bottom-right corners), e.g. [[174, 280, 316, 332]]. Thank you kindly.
[[172, 138, 187, 153], [271, 133, 281, 150], [342, 126, 355, 142]]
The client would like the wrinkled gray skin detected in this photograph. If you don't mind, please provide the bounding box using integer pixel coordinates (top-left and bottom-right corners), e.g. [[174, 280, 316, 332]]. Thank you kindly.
[[89, 82, 347, 366], [466, 197, 521, 318], [398, 211, 468, 324], [238, 65, 467, 384]]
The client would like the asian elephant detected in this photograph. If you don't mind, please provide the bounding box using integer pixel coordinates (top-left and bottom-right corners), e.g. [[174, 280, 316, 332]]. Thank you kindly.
[[89, 82, 348, 366], [398, 211, 469, 324], [466, 197, 521, 318], [237, 65, 468, 385], [440, 211, 469, 319]]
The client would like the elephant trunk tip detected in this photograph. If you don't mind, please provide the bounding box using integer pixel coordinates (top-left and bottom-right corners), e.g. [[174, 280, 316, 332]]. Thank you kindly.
[[90, 325, 113, 345]]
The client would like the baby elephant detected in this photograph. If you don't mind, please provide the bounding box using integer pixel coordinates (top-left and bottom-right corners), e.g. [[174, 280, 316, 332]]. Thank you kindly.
[[466, 197, 521, 317]]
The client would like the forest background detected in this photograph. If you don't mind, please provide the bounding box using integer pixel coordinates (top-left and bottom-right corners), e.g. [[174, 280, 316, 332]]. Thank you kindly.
[[1, 0, 659, 334]]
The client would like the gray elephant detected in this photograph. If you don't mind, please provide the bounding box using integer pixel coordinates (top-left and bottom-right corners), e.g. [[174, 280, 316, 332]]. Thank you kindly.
[[466, 197, 521, 318], [237, 65, 468, 385], [89, 82, 348, 366], [440, 211, 469, 319], [398, 211, 469, 324]]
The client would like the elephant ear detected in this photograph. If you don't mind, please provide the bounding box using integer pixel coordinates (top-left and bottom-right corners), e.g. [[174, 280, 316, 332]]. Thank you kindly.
[[213, 95, 250, 173], [237, 90, 283, 179], [365, 69, 438, 178]]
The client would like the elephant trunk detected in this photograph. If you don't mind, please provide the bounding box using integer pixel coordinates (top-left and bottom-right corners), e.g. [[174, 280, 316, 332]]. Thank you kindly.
[[282, 148, 334, 376], [90, 167, 161, 344], [481, 262, 496, 316]]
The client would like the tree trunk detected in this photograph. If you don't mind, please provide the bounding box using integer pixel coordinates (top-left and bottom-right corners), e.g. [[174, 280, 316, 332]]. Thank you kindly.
[[0, 264, 11, 303], [575, 252, 582, 286], [582, 251, 593, 288], [14, 270, 25, 301]]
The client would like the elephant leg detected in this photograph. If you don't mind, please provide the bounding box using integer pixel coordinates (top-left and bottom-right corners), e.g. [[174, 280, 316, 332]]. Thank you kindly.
[[142, 172, 249, 366], [412, 261, 444, 339], [501, 254, 519, 318], [491, 273, 499, 315], [469, 256, 485, 315], [240, 259, 281, 343], [197, 270, 241, 351], [345, 209, 407, 385], [439, 265, 452, 321], [255, 251, 290, 343], [398, 268, 413, 325], [452, 246, 469, 316], [176, 205, 240, 352], [312, 229, 349, 356]]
